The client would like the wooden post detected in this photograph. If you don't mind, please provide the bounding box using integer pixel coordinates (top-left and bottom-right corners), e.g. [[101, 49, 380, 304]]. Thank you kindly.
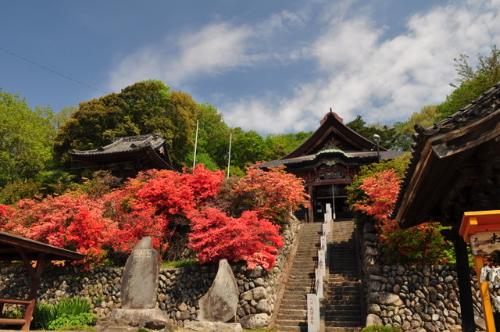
[[454, 234, 476, 332], [474, 256, 496, 332]]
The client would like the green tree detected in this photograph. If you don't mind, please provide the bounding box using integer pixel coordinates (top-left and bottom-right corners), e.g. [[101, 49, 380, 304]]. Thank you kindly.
[[392, 105, 440, 151], [263, 132, 311, 160], [346, 115, 396, 149], [54, 80, 195, 167], [438, 45, 500, 119], [0, 92, 55, 187]]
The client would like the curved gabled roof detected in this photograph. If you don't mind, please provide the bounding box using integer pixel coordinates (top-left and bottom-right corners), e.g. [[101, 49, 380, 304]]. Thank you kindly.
[[286, 111, 379, 158]]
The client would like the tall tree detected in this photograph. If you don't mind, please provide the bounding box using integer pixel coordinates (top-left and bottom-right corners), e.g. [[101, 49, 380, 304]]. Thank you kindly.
[[0, 92, 55, 186], [346, 116, 396, 149], [392, 105, 440, 151], [54, 80, 195, 167], [438, 45, 500, 119]]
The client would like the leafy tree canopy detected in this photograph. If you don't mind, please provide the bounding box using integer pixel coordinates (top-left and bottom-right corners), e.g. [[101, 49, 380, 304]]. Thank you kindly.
[[0, 92, 55, 187], [437, 45, 500, 119], [54, 80, 196, 167]]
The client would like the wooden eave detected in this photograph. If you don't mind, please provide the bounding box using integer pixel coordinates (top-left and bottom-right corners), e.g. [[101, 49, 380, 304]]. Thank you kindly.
[[286, 112, 378, 158], [0, 232, 84, 261], [394, 108, 500, 228]]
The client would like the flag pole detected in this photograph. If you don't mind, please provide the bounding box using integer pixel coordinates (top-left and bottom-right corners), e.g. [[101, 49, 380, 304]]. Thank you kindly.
[[227, 130, 232, 178], [192, 120, 199, 170]]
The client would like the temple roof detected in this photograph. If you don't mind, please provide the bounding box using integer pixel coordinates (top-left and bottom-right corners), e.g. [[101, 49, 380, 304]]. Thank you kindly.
[[70, 134, 171, 171], [70, 134, 165, 157], [260, 149, 402, 169], [286, 111, 380, 158], [392, 82, 500, 228]]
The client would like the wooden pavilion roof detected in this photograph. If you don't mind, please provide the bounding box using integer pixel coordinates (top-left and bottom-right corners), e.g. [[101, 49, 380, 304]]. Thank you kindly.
[[393, 82, 500, 228], [69, 134, 171, 170], [0, 232, 84, 261]]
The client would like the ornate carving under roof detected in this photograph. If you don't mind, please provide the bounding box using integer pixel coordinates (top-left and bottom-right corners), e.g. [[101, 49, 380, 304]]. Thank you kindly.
[[393, 82, 500, 228]]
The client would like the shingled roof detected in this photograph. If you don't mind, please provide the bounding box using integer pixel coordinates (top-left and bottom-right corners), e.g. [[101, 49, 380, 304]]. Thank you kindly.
[[392, 82, 500, 227], [70, 134, 165, 157]]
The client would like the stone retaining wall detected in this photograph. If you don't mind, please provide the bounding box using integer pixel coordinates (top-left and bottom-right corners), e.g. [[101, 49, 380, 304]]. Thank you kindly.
[[361, 221, 486, 332], [0, 217, 300, 328]]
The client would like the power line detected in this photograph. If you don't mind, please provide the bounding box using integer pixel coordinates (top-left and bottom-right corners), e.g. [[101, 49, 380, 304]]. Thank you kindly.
[[0, 46, 107, 94]]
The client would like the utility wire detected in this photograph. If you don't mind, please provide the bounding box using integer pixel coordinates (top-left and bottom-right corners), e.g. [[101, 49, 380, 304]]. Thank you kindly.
[[0, 46, 107, 94]]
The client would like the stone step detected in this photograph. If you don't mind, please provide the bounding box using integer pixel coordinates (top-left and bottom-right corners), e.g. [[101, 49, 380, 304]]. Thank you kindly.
[[325, 320, 363, 327], [275, 324, 308, 332], [325, 327, 362, 332]]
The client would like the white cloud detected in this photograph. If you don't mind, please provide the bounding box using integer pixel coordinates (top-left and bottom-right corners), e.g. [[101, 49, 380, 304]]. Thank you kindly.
[[108, 22, 253, 90], [223, 0, 500, 132]]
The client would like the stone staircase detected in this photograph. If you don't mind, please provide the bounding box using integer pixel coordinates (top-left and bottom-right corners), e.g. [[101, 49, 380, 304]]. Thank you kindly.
[[275, 222, 322, 332], [324, 220, 363, 332]]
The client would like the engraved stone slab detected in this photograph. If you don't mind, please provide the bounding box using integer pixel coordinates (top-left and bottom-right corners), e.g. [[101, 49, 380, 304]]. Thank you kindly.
[[121, 237, 159, 309], [198, 259, 239, 322], [307, 293, 320, 332]]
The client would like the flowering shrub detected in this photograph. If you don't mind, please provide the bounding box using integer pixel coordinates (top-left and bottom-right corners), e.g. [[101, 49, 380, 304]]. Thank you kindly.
[[2, 194, 116, 266], [231, 166, 308, 224], [0, 164, 295, 270], [188, 207, 283, 270], [351, 168, 453, 264], [352, 169, 400, 225]]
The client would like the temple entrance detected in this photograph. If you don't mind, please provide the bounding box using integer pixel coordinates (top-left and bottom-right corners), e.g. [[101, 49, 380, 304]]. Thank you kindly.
[[313, 184, 351, 221]]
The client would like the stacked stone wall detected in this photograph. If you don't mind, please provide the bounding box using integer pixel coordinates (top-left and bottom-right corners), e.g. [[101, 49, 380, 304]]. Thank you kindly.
[[361, 221, 486, 332], [0, 217, 300, 328]]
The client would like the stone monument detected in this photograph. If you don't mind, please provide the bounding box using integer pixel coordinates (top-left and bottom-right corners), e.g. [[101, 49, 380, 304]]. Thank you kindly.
[[184, 259, 242, 332], [100, 237, 173, 331]]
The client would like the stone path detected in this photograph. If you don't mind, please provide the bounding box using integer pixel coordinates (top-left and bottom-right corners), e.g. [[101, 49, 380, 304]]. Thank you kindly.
[[324, 219, 363, 332], [275, 222, 322, 332]]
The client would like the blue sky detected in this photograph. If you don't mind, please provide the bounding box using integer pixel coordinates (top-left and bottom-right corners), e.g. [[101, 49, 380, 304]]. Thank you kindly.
[[1, 0, 499, 133]]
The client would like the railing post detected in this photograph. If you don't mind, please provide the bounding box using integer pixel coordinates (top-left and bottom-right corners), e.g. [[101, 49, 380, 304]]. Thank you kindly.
[[307, 293, 320, 332]]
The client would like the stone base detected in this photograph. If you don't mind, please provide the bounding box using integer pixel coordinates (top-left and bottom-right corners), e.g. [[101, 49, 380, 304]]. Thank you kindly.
[[183, 320, 243, 332], [98, 308, 174, 331]]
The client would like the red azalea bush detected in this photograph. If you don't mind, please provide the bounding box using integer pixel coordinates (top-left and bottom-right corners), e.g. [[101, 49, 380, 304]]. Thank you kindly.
[[231, 166, 309, 224], [351, 169, 453, 264], [0, 164, 307, 270], [3, 194, 116, 266], [188, 207, 283, 270]]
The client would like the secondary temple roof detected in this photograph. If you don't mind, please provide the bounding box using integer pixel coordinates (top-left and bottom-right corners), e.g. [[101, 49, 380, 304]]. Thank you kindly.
[[70, 134, 171, 172], [392, 82, 500, 228]]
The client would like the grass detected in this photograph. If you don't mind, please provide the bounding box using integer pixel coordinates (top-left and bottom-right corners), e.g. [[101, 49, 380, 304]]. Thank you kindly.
[[161, 258, 198, 269]]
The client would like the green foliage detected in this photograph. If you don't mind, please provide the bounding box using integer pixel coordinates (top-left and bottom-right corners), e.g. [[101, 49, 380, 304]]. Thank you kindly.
[[54, 297, 92, 316], [162, 258, 198, 268], [437, 46, 500, 119], [346, 116, 396, 150], [392, 105, 440, 151], [0, 92, 55, 187], [0, 170, 77, 204], [381, 223, 455, 265], [347, 154, 410, 207], [361, 325, 403, 332], [263, 132, 311, 160], [32, 297, 94, 330], [54, 80, 195, 167], [47, 312, 97, 330], [33, 302, 57, 330], [0, 179, 42, 204]]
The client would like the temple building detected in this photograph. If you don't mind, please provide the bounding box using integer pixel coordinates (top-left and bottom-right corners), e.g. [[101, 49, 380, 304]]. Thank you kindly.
[[69, 134, 172, 178], [392, 82, 500, 332], [261, 110, 402, 222]]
